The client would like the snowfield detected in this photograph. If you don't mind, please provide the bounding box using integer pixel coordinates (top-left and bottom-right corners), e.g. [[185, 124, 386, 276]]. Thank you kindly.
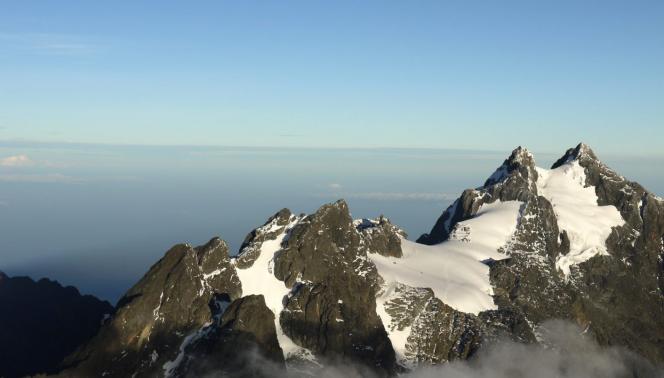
[[370, 200, 523, 316], [535, 161, 625, 276]]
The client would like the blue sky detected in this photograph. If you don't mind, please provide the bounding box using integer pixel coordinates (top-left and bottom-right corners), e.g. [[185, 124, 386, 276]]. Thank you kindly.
[[0, 1, 663, 154]]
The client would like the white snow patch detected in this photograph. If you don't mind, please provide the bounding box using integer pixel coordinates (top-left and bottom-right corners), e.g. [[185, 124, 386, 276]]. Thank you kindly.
[[374, 282, 413, 365], [162, 298, 231, 376], [153, 291, 164, 321], [198, 267, 227, 297], [202, 268, 226, 280], [370, 200, 523, 315], [234, 217, 316, 362], [163, 326, 206, 377], [535, 161, 625, 276]]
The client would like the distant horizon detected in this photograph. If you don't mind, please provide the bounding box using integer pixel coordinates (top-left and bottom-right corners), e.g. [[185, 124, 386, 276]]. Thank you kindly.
[[2, 139, 664, 160]]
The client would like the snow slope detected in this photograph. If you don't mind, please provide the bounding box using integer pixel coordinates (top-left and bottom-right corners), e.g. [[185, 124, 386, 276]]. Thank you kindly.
[[233, 217, 315, 361], [535, 161, 625, 275], [369, 200, 523, 316]]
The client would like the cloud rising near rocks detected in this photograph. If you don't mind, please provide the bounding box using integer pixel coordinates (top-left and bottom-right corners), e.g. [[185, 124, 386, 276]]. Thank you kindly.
[[410, 320, 661, 378], [212, 320, 661, 378]]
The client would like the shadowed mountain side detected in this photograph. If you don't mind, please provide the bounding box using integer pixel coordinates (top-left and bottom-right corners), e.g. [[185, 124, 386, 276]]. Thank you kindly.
[[0, 272, 113, 378]]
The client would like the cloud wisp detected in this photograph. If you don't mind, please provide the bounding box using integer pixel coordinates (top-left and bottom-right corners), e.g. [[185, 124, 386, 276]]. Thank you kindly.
[[0, 33, 100, 56], [218, 320, 661, 378], [0, 154, 34, 167]]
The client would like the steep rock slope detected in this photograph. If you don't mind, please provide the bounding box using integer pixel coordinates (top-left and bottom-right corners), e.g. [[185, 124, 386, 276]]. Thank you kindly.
[[169, 294, 285, 378], [58, 238, 246, 377]]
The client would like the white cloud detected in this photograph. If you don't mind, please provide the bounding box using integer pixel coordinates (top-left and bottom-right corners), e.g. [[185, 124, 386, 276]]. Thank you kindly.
[[328, 183, 343, 189], [0, 154, 34, 167]]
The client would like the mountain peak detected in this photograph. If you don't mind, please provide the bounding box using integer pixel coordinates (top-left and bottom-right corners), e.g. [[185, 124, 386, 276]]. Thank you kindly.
[[552, 142, 599, 169], [483, 145, 536, 188], [508, 146, 534, 164]]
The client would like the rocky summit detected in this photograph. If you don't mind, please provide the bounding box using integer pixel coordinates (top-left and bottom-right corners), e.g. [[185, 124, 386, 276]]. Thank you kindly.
[[16, 143, 664, 377]]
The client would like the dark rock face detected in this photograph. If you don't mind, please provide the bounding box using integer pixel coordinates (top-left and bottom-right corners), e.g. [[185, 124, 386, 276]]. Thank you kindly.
[[59, 238, 243, 377], [273, 200, 397, 374], [0, 272, 113, 378], [355, 216, 407, 258], [172, 295, 285, 378]]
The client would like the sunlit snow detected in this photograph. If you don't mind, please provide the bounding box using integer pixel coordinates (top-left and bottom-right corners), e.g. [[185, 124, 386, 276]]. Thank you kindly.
[[536, 161, 624, 276], [370, 200, 523, 316]]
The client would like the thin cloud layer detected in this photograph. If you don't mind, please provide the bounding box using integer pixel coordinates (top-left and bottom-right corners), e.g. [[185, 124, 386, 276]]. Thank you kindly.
[[317, 191, 454, 202], [0, 33, 100, 56], [0, 173, 83, 183]]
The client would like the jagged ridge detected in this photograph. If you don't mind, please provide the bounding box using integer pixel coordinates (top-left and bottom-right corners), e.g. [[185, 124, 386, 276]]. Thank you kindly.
[[45, 143, 664, 376]]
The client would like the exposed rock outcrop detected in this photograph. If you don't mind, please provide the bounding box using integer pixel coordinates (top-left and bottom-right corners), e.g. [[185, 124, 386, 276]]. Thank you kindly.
[[58, 238, 243, 377]]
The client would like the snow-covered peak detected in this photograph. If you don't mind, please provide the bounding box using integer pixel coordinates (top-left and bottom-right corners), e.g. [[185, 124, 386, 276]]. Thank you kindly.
[[510, 146, 535, 164]]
